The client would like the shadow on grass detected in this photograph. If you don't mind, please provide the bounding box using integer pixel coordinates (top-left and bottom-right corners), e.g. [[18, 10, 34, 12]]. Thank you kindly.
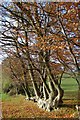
[[59, 103, 80, 110], [59, 99, 80, 109], [60, 104, 76, 109]]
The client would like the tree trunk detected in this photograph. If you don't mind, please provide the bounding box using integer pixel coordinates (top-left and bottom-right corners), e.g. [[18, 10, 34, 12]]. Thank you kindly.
[[44, 60, 63, 110], [28, 62, 39, 99], [43, 83, 48, 100], [22, 84, 30, 100]]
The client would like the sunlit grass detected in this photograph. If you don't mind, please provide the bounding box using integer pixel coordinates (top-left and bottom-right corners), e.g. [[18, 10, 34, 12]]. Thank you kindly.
[[61, 77, 78, 92]]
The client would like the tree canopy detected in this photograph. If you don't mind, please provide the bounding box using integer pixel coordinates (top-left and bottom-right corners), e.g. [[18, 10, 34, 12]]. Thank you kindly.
[[0, 1, 80, 111]]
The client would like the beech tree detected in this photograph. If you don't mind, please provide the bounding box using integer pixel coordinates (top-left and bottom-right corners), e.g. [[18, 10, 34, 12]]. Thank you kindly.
[[0, 2, 79, 111]]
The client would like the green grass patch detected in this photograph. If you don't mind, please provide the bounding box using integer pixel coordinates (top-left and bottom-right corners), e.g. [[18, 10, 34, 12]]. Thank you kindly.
[[63, 91, 78, 100], [1, 93, 25, 102], [1, 93, 11, 101], [61, 77, 78, 100], [61, 77, 78, 92]]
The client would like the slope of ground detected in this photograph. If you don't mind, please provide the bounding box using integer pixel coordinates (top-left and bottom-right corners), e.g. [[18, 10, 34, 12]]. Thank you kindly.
[[1, 94, 79, 119]]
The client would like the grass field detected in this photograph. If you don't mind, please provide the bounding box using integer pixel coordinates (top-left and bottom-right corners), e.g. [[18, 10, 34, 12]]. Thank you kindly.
[[1, 77, 80, 119], [1, 72, 80, 119], [61, 77, 78, 100], [1, 94, 79, 118], [61, 77, 78, 92]]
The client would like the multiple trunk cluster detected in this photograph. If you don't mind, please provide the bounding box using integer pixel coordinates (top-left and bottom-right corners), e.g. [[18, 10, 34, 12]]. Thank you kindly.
[[25, 54, 64, 111]]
